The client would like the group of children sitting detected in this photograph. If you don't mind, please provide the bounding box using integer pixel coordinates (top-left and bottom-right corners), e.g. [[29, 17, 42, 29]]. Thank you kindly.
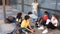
[[6, 11, 58, 34], [6, 12, 34, 34], [38, 11, 58, 34]]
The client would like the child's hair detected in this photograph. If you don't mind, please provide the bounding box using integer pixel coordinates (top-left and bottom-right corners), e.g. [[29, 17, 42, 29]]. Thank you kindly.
[[34, 0, 38, 2], [52, 14, 58, 19], [44, 11, 48, 15], [28, 12, 33, 15], [24, 15, 30, 20], [16, 12, 22, 19]]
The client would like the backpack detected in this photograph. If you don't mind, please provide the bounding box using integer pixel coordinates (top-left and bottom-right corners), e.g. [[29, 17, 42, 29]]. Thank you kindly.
[[6, 16, 15, 23]]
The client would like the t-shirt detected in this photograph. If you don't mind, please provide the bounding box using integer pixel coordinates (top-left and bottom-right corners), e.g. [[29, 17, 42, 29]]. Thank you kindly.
[[32, 2, 38, 11], [16, 17, 22, 24], [16, 18, 21, 23], [43, 15, 48, 21], [51, 17, 58, 27], [21, 20, 29, 28], [29, 14, 38, 19], [29, 14, 38, 22]]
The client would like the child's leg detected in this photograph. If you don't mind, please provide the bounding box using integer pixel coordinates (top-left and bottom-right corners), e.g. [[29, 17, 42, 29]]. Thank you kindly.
[[42, 22, 57, 34], [16, 29, 20, 34], [38, 18, 43, 26], [38, 20, 46, 30], [34, 11, 36, 15], [32, 10, 37, 16], [46, 22, 57, 29], [13, 32, 16, 34], [41, 20, 46, 26], [42, 28, 48, 34]]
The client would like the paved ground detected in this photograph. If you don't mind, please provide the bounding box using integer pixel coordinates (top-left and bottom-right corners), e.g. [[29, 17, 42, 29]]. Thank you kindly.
[[0, 6, 60, 34]]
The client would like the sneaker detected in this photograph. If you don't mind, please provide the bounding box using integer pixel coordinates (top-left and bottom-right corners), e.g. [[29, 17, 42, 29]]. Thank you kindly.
[[42, 29, 48, 34], [38, 26, 44, 30]]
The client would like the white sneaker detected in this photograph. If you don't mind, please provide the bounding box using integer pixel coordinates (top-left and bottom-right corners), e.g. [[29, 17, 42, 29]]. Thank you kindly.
[[42, 29, 48, 34], [38, 26, 44, 30]]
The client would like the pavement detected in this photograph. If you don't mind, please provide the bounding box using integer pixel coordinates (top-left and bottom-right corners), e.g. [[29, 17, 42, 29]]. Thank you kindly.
[[0, 6, 60, 34]]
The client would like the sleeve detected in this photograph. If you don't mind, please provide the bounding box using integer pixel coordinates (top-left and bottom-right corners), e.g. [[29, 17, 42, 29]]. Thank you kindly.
[[16, 18, 18, 21]]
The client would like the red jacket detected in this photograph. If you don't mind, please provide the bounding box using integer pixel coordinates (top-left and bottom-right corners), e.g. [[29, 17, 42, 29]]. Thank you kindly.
[[43, 15, 48, 21]]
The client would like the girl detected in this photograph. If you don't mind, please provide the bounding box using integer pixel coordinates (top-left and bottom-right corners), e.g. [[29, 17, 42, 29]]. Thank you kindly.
[[42, 14, 58, 34], [16, 12, 22, 27], [32, 0, 38, 15], [13, 12, 23, 34], [13, 12, 22, 34]]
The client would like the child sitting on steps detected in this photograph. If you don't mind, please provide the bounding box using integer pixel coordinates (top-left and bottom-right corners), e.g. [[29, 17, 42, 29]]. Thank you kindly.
[[21, 15, 35, 34]]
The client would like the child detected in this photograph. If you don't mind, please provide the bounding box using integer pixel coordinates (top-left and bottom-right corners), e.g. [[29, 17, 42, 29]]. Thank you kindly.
[[32, 0, 38, 15], [28, 11, 38, 27], [21, 15, 35, 34], [38, 11, 49, 29], [16, 12, 22, 26], [13, 12, 22, 34], [28, 11, 38, 22], [42, 14, 58, 34]]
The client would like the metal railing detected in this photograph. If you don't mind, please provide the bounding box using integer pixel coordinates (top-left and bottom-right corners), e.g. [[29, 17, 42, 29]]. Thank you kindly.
[[2, 0, 60, 23], [2, 0, 6, 23]]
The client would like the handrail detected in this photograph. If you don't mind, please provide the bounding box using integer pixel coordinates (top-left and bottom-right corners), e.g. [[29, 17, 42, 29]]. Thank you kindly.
[[10, 3, 60, 12], [23, 4, 60, 12]]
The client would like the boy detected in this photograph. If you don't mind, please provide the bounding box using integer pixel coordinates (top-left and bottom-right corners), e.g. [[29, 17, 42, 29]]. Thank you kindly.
[[38, 11, 49, 30], [28, 11, 38, 27], [21, 15, 35, 34], [28, 12, 38, 22]]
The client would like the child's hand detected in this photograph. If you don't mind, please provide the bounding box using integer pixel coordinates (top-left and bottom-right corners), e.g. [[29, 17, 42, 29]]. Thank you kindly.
[[52, 23, 56, 26], [30, 29, 35, 33], [32, 29, 34, 31], [32, 29, 35, 32], [30, 30, 34, 33], [34, 11, 36, 15], [16, 30, 20, 34]]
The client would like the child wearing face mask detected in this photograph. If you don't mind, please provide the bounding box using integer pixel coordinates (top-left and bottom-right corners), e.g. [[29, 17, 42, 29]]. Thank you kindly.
[[38, 11, 49, 30], [42, 14, 58, 34]]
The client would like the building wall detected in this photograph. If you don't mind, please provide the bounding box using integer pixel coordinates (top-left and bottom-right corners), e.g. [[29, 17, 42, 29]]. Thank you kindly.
[[0, 0, 8, 5], [0, 0, 2, 5], [7, 0, 60, 17]]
